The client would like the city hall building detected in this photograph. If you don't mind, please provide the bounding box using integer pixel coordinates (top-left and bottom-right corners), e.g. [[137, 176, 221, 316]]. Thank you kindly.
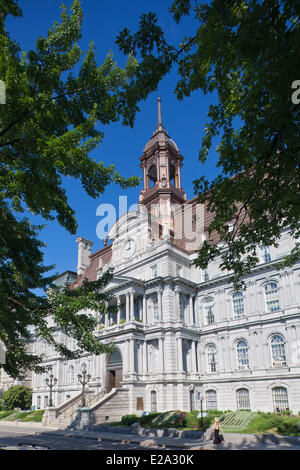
[[31, 100, 300, 421]]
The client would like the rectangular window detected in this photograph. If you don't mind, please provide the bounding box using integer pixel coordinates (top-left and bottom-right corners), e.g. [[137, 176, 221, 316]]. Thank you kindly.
[[202, 269, 209, 282], [204, 301, 214, 324], [265, 283, 280, 312], [176, 264, 182, 277], [233, 291, 244, 318], [150, 264, 158, 279], [228, 221, 234, 233], [260, 246, 271, 263], [206, 391, 217, 410]]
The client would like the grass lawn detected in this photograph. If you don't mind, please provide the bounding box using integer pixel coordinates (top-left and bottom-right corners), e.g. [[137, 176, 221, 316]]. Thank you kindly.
[[116, 410, 300, 437], [0, 410, 44, 422]]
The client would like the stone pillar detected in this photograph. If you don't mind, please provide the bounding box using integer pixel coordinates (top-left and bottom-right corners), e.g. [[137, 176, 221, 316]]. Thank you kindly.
[[130, 291, 134, 321], [117, 296, 121, 324], [76, 407, 91, 431], [177, 337, 183, 372], [158, 288, 163, 321], [130, 338, 135, 373], [159, 337, 164, 372], [191, 341, 196, 372], [143, 341, 148, 374], [126, 293, 130, 322], [175, 287, 180, 322], [142, 295, 147, 323], [143, 166, 147, 190], [189, 295, 194, 325]]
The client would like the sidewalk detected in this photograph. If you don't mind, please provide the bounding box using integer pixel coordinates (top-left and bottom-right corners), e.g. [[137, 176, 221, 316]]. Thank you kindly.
[[1, 420, 300, 450]]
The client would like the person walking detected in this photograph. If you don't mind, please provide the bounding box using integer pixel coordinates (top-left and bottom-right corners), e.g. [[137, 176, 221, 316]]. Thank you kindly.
[[212, 417, 224, 445]]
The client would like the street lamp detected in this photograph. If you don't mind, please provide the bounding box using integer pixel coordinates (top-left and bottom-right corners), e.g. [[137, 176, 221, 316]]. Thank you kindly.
[[45, 367, 57, 407], [77, 366, 91, 408]]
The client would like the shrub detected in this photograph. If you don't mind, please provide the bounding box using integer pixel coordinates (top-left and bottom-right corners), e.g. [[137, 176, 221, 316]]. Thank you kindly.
[[184, 411, 201, 429], [277, 421, 300, 436], [280, 409, 292, 416], [139, 413, 161, 427], [119, 319, 126, 325], [1, 386, 32, 410], [152, 410, 186, 428], [121, 414, 138, 426], [255, 413, 282, 432]]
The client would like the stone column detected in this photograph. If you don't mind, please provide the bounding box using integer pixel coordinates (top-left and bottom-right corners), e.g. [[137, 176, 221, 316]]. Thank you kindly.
[[143, 166, 147, 190], [195, 296, 201, 327], [130, 338, 135, 373], [130, 291, 134, 321], [189, 295, 194, 325], [158, 288, 163, 321], [159, 337, 164, 372], [117, 296, 121, 324], [177, 337, 183, 372], [191, 341, 196, 372], [175, 287, 180, 322], [143, 341, 148, 374], [126, 293, 130, 322], [142, 295, 147, 323]]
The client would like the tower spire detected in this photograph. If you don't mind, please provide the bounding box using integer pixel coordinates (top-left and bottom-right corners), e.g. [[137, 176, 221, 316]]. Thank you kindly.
[[156, 97, 165, 131], [157, 97, 162, 128]]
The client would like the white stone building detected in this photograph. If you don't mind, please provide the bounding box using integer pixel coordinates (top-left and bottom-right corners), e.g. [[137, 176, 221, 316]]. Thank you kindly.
[[32, 99, 300, 419]]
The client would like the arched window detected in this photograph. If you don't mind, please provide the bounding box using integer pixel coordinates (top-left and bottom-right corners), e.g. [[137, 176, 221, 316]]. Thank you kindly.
[[232, 291, 244, 318], [204, 298, 214, 325], [44, 396, 49, 408], [206, 344, 217, 373], [236, 340, 249, 369], [270, 335, 287, 367], [151, 390, 157, 412], [206, 390, 217, 410], [236, 388, 250, 410], [272, 387, 289, 412], [37, 396, 41, 410], [264, 282, 280, 312]]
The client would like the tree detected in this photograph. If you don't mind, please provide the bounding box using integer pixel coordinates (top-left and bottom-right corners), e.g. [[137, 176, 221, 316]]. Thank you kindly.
[[116, 0, 300, 287], [0, 1, 141, 378], [1, 385, 32, 410]]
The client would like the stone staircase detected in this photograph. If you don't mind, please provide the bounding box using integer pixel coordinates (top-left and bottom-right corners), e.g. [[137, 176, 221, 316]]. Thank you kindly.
[[42, 389, 106, 428], [91, 387, 129, 425], [42, 387, 129, 428]]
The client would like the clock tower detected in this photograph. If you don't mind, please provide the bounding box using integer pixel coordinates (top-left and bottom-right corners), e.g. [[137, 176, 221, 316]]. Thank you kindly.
[[139, 98, 186, 236]]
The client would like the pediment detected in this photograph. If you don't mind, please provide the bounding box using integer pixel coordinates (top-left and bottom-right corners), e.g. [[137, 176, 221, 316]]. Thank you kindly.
[[108, 206, 152, 241]]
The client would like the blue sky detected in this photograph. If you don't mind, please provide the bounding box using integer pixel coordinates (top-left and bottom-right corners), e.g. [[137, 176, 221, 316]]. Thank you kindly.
[[6, 0, 221, 281]]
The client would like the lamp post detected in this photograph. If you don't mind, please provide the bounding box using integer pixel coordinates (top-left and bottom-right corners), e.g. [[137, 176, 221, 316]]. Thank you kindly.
[[45, 368, 57, 407], [77, 366, 91, 408]]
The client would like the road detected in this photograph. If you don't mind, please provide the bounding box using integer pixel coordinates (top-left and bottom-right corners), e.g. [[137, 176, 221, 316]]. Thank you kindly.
[[0, 423, 181, 450]]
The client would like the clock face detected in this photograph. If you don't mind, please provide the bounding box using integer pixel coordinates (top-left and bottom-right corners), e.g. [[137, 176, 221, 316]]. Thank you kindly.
[[123, 238, 135, 258]]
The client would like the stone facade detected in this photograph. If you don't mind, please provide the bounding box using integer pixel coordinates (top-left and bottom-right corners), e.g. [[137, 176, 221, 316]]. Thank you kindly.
[[31, 100, 300, 416]]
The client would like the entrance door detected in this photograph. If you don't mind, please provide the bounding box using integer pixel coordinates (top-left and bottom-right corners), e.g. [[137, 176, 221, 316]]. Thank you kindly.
[[106, 349, 123, 392]]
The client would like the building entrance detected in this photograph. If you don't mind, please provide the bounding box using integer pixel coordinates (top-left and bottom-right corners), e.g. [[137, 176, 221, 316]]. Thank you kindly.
[[106, 349, 123, 392]]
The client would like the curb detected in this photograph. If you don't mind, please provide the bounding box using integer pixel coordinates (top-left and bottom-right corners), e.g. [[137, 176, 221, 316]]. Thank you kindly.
[[0, 420, 60, 430]]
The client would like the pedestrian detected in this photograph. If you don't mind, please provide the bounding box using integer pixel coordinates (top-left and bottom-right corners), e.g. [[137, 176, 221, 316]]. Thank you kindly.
[[212, 417, 224, 445]]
